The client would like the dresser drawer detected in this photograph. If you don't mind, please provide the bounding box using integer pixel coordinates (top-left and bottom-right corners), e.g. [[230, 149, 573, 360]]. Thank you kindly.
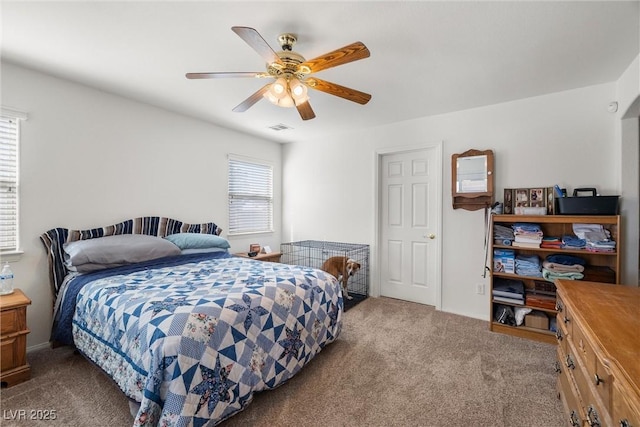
[[0, 334, 26, 371], [612, 380, 640, 427], [571, 316, 612, 408], [556, 297, 572, 337], [555, 321, 567, 356], [557, 347, 585, 427], [0, 308, 20, 335]]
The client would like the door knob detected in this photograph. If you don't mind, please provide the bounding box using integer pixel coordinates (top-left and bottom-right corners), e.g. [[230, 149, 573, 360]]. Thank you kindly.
[[427, 234, 435, 239]]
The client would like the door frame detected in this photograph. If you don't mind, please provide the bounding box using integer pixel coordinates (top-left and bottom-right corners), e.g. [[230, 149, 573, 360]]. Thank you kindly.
[[373, 142, 443, 309]]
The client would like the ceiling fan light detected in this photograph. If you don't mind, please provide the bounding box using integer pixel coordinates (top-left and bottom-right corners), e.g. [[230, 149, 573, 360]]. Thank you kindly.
[[292, 83, 306, 98], [269, 78, 288, 99], [272, 83, 285, 95], [263, 90, 295, 108], [263, 91, 279, 104], [292, 85, 304, 97], [289, 78, 309, 105], [278, 95, 295, 108]]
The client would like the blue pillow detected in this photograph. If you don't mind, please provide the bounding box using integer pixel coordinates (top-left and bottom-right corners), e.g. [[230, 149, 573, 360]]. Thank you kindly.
[[164, 233, 230, 250]]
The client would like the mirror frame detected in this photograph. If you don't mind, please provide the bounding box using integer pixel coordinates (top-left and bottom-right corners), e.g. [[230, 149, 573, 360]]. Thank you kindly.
[[452, 149, 494, 210]]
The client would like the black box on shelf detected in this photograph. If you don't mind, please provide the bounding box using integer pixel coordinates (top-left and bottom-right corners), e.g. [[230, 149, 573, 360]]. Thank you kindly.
[[556, 188, 619, 215]]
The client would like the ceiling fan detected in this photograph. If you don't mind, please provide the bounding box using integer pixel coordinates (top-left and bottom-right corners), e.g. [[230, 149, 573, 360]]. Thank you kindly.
[[186, 26, 372, 121]]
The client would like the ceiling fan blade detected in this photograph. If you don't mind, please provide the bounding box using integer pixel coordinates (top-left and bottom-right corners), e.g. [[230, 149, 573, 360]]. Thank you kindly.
[[296, 100, 316, 120], [299, 42, 370, 74], [232, 84, 271, 112], [186, 72, 268, 79], [305, 78, 372, 105], [232, 26, 283, 66]]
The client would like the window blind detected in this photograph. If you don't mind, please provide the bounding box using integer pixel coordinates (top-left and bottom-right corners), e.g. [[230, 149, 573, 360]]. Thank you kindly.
[[0, 115, 19, 252], [228, 156, 273, 235]]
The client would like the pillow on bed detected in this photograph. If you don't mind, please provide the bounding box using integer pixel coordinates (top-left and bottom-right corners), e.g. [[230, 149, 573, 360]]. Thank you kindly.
[[164, 233, 231, 250], [70, 262, 129, 274], [64, 234, 181, 272]]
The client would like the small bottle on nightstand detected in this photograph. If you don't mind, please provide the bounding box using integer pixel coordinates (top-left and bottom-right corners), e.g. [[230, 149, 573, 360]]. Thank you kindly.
[[0, 262, 14, 295]]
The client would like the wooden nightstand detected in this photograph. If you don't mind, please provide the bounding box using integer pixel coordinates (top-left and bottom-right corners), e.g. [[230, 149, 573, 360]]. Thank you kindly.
[[0, 288, 31, 387], [235, 251, 282, 263]]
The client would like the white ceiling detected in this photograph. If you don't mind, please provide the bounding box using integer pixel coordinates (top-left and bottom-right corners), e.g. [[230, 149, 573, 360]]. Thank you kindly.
[[2, 1, 639, 144]]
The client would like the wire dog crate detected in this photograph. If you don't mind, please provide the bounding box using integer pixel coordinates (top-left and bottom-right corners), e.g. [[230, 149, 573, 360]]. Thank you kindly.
[[280, 240, 369, 310]]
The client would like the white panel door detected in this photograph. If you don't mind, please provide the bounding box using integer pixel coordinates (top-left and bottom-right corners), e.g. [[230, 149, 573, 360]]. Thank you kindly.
[[380, 149, 438, 305]]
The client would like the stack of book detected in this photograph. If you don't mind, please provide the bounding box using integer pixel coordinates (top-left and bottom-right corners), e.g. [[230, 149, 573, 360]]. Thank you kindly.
[[492, 278, 525, 305]]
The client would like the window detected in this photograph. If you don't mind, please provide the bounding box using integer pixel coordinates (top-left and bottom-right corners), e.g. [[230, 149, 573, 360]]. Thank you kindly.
[[228, 156, 273, 235], [0, 109, 26, 253]]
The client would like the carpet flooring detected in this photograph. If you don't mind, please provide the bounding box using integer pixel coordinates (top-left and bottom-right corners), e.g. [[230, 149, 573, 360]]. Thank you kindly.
[[0, 297, 564, 426]]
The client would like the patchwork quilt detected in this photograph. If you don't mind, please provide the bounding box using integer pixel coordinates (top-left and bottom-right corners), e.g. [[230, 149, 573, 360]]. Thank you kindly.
[[62, 253, 342, 426]]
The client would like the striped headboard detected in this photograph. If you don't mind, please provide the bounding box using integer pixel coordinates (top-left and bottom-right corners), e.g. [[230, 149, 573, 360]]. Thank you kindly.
[[40, 216, 222, 300]]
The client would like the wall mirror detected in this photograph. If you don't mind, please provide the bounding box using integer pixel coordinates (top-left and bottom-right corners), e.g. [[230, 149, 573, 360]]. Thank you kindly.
[[452, 149, 494, 210]]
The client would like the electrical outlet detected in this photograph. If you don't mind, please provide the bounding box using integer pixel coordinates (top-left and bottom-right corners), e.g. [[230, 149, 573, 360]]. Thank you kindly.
[[476, 283, 485, 295]]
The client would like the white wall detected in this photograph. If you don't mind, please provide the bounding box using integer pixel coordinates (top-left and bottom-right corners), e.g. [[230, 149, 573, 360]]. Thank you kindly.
[[0, 62, 282, 349], [283, 83, 619, 320], [616, 55, 640, 285], [616, 55, 640, 119]]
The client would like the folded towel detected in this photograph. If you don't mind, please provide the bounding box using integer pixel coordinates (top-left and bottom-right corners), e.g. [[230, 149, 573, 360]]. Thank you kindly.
[[585, 246, 615, 253], [542, 268, 584, 283], [513, 223, 542, 233], [562, 235, 586, 248], [542, 260, 585, 273], [573, 224, 610, 240], [546, 254, 587, 266], [494, 224, 514, 240]]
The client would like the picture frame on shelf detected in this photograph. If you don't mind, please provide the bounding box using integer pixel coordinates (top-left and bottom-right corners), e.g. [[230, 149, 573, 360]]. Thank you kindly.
[[503, 189, 514, 214], [546, 187, 556, 215], [515, 188, 529, 207], [529, 188, 544, 207], [503, 186, 556, 214]]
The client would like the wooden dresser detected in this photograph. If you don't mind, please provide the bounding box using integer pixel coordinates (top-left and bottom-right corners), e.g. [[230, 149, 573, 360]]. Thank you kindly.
[[555, 280, 640, 427], [0, 288, 32, 387]]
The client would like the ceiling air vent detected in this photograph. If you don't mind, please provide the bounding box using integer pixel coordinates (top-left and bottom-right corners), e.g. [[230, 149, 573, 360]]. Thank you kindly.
[[268, 123, 293, 131]]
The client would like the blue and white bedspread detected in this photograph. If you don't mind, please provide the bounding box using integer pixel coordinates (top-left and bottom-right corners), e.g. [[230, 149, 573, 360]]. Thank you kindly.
[[65, 253, 343, 426]]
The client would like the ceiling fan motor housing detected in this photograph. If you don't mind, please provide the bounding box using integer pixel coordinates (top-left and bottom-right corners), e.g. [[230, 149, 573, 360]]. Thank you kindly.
[[278, 33, 297, 51], [266, 33, 308, 80]]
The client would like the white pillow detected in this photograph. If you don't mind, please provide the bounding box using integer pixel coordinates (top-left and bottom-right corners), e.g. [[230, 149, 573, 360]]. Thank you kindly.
[[64, 234, 181, 272]]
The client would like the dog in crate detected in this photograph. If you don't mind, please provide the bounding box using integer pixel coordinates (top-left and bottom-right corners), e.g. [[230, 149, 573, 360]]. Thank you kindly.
[[321, 256, 361, 300]]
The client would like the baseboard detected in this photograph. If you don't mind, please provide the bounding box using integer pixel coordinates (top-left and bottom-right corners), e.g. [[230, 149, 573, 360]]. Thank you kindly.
[[27, 342, 52, 353], [441, 307, 489, 322]]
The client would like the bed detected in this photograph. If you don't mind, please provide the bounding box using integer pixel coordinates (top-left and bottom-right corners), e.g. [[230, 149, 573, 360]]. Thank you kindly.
[[40, 216, 343, 426]]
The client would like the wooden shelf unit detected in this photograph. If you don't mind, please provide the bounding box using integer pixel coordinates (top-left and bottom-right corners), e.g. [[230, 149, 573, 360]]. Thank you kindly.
[[489, 215, 621, 344]]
